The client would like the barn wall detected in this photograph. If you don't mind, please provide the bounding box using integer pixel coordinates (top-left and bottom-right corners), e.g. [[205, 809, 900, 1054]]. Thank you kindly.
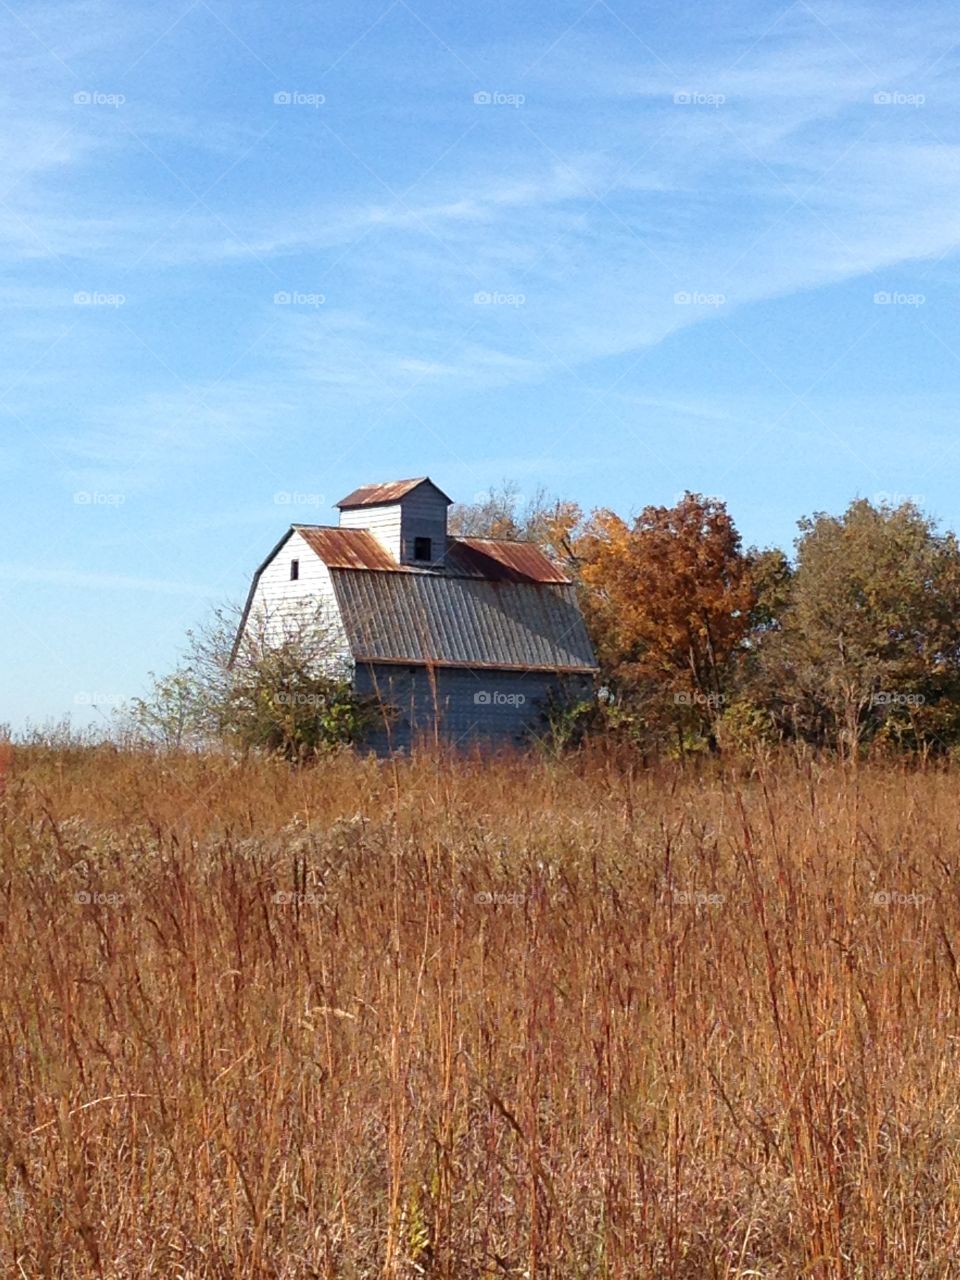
[[244, 531, 352, 674], [338, 484, 449, 566], [339, 504, 402, 561], [398, 485, 449, 565], [353, 663, 593, 753]]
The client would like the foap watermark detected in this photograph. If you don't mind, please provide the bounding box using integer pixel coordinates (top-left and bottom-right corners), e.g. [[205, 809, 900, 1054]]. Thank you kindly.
[[74, 291, 125, 307], [274, 490, 325, 508], [674, 690, 726, 707], [873, 90, 925, 107], [473, 90, 525, 107], [674, 290, 725, 307], [873, 490, 925, 508], [668, 889, 725, 907], [273, 890, 325, 906], [474, 690, 526, 707], [874, 290, 924, 306], [870, 691, 925, 708], [475, 890, 525, 906], [73, 90, 125, 107], [273, 91, 325, 107], [75, 890, 124, 906], [74, 491, 125, 506], [872, 890, 927, 907], [274, 290, 325, 307], [275, 692, 327, 708], [74, 691, 124, 709], [673, 90, 725, 107], [474, 290, 525, 307]]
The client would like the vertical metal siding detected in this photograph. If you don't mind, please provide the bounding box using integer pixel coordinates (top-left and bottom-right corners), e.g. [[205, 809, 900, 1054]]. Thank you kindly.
[[355, 664, 592, 753]]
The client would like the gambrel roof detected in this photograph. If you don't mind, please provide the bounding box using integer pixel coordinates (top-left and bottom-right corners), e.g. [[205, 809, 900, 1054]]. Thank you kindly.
[[329, 568, 596, 672], [234, 523, 598, 674]]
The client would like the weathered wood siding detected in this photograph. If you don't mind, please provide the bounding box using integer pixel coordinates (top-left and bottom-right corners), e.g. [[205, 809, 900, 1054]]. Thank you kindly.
[[398, 485, 449, 565], [353, 663, 592, 753], [338, 503, 402, 561], [338, 483, 449, 565], [244, 531, 352, 673]]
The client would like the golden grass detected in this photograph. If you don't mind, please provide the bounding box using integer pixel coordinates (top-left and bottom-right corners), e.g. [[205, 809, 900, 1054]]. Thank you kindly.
[[3, 744, 960, 1277]]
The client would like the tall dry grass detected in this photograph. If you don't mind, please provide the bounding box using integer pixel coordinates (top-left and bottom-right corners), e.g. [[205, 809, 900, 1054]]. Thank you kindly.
[[2, 744, 960, 1277]]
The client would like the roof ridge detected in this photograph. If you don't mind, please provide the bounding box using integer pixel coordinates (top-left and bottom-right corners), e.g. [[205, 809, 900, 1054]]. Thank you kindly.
[[454, 534, 540, 546]]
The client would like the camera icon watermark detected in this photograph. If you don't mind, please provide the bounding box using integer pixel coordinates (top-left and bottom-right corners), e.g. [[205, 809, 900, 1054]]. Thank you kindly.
[[668, 889, 725, 907], [674, 290, 725, 307], [273, 890, 324, 906], [73, 90, 125, 107], [673, 690, 726, 707], [873, 91, 925, 107], [273, 91, 325, 107], [75, 890, 124, 906], [73, 491, 126, 506], [870, 691, 925, 708], [473, 290, 526, 306], [473, 90, 525, 107], [274, 490, 325, 507], [874, 290, 924, 306], [74, 691, 124, 708], [74, 291, 125, 307], [873, 490, 925, 507], [474, 690, 526, 707], [273, 290, 325, 307], [673, 90, 725, 108]]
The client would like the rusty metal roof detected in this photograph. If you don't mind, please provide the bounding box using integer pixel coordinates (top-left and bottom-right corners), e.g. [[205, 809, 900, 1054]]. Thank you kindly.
[[296, 525, 401, 571], [233, 523, 597, 672], [336, 477, 452, 509], [329, 570, 598, 672], [446, 537, 570, 583], [295, 526, 569, 583]]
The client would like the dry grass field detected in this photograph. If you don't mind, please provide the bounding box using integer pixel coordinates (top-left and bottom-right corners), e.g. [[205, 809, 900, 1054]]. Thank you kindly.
[[3, 743, 960, 1278]]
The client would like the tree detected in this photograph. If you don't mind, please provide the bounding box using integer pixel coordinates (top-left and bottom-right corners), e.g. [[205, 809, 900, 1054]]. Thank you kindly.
[[448, 481, 584, 568], [127, 668, 208, 749], [575, 493, 756, 748], [127, 601, 376, 758], [757, 499, 960, 756]]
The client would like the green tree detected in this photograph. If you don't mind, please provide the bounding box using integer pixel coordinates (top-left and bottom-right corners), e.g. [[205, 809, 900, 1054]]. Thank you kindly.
[[128, 602, 375, 758], [757, 499, 960, 756]]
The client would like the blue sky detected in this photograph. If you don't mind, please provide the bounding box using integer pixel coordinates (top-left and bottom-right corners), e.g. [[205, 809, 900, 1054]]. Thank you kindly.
[[4, 0, 960, 729]]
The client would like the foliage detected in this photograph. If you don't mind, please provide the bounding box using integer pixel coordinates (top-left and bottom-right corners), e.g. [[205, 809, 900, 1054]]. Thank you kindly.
[[754, 499, 960, 756], [448, 479, 584, 568], [574, 493, 756, 746], [128, 602, 376, 758]]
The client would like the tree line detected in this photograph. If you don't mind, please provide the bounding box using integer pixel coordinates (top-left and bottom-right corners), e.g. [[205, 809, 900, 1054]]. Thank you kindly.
[[449, 483, 960, 758], [127, 483, 960, 759]]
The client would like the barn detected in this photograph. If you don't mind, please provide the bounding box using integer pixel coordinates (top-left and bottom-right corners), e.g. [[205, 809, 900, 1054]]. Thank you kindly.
[[234, 477, 598, 751]]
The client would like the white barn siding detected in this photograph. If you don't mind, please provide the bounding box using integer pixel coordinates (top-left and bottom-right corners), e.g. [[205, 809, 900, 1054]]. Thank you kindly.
[[244, 531, 352, 675], [338, 482, 450, 565], [339, 504, 402, 561]]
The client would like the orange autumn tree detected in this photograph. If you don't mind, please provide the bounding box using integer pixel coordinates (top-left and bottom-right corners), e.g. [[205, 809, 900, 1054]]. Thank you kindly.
[[576, 493, 756, 740]]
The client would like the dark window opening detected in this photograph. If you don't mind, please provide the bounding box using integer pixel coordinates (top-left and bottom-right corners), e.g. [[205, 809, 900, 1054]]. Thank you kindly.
[[290, 558, 299, 581], [413, 536, 432, 561]]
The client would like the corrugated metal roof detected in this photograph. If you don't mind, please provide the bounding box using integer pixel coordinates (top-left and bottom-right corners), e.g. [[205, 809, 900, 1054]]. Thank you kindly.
[[447, 538, 570, 583], [329, 570, 598, 672], [295, 526, 569, 583], [296, 525, 401, 571], [336, 477, 452, 509]]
